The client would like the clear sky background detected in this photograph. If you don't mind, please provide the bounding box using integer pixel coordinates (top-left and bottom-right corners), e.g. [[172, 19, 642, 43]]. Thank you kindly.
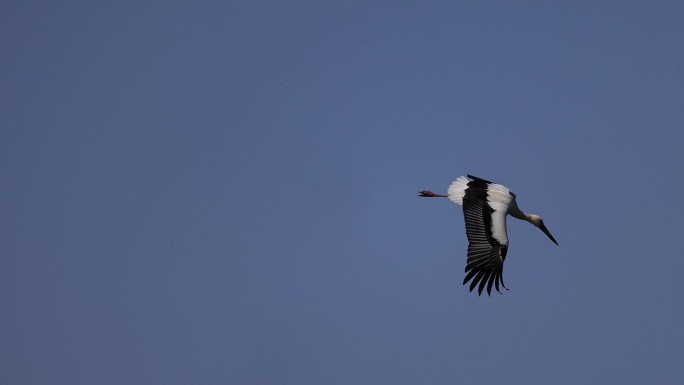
[[2, 1, 684, 384]]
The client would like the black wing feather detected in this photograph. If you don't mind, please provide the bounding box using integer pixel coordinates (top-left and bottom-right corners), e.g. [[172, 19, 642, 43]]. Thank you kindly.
[[461, 178, 509, 296], [466, 174, 495, 184]]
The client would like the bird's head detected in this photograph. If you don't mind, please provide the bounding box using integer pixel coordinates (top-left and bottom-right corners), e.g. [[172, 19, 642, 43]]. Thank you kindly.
[[528, 215, 559, 246]]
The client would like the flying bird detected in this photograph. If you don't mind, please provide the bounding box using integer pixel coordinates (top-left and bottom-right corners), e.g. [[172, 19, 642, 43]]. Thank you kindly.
[[419, 175, 558, 296]]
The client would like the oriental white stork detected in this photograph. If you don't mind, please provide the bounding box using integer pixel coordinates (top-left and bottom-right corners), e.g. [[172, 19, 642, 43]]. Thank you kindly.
[[419, 175, 558, 296]]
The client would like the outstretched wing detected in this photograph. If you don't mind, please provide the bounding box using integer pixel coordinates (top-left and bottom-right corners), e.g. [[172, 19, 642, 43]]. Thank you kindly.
[[461, 178, 509, 296]]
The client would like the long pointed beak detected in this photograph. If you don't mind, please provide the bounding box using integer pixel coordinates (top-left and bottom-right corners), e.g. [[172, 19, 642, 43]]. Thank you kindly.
[[539, 223, 559, 246]]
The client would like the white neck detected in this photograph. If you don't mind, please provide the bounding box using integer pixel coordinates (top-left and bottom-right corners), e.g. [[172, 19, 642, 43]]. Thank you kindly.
[[508, 202, 527, 220]]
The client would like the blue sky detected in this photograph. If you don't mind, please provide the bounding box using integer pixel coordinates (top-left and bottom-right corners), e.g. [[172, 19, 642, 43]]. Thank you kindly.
[[2, 1, 684, 384]]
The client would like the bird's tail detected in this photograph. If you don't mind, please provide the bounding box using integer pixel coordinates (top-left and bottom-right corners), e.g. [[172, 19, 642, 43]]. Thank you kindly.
[[446, 176, 469, 206]]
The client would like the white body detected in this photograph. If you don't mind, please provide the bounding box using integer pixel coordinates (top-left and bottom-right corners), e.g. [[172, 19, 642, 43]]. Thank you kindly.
[[448, 176, 520, 246]]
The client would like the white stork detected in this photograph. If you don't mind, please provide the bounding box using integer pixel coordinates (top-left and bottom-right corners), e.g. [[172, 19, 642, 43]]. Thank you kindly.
[[419, 175, 558, 296]]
